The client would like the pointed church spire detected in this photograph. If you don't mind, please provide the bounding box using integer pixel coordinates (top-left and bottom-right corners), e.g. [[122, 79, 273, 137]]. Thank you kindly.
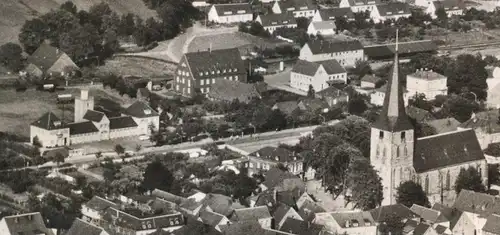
[[373, 29, 413, 132]]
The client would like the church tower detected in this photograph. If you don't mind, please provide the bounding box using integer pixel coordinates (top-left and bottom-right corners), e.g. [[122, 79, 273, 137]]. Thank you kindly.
[[370, 30, 415, 205], [74, 89, 94, 123]]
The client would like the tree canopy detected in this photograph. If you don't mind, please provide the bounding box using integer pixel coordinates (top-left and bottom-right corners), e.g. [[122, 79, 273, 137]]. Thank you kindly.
[[454, 166, 486, 194], [0, 43, 23, 72], [140, 160, 174, 192], [396, 181, 429, 208], [346, 159, 383, 210]]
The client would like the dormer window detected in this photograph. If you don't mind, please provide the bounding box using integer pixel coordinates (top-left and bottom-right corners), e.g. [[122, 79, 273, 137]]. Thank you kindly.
[[234, 68, 238, 72], [211, 71, 215, 75], [217, 70, 220, 74], [379, 131, 384, 139], [199, 72, 203, 76]]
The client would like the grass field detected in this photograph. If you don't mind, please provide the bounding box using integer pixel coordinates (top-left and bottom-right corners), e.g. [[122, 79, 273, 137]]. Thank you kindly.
[[0, 0, 156, 46], [97, 57, 176, 77], [0, 88, 124, 138], [187, 32, 292, 53]]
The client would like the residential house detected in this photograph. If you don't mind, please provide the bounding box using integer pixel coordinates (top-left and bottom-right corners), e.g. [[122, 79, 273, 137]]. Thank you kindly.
[[307, 21, 336, 36], [231, 206, 273, 228], [370, 204, 418, 234], [316, 86, 349, 107], [297, 99, 330, 113], [279, 217, 324, 235], [101, 207, 184, 234], [207, 79, 261, 103], [313, 211, 378, 235], [259, 168, 306, 192], [406, 106, 436, 123], [483, 214, 500, 235], [487, 73, 500, 109], [255, 13, 297, 34], [174, 48, 247, 97], [360, 74, 382, 89], [271, 0, 316, 18], [298, 200, 326, 223], [66, 218, 110, 235], [426, 0, 464, 19], [410, 204, 451, 226], [219, 220, 294, 235], [370, 84, 410, 106], [363, 40, 438, 61], [199, 210, 231, 231], [25, 43, 79, 78], [370, 2, 411, 23], [273, 204, 303, 229], [312, 8, 354, 22], [169, 215, 222, 235], [272, 101, 299, 116], [425, 118, 461, 134], [339, 0, 381, 13], [406, 68, 448, 100], [459, 110, 500, 149], [81, 196, 118, 224], [451, 190, 500, 235], [200, 193, 246, 217], [208, 3, 253, 24], [0, 212, 54, 235], [245, 146, 303, 176], [291, 59, 347, 92], [299, 39, 364, 67]]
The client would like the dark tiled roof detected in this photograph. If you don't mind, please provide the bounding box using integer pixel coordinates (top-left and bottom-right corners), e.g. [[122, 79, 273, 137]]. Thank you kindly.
[[199, 210, 226, 227], [361, 74, 382, 83], [65, 218, 104, 235], [412, 223, 431, 235], [413, 129, 485, 173], [250, 146, 299, 163], [316, 86, 348, 98], [258, 13, 296, 27], [67, 121, 99, 135], [273, 204, 293, 225], [310, 21, 336, 31], [83, 110, 105, 122], [278, 0, 315, 11], [3, 212, 53, 235], [208, 79, 261, 103], [306, 39, 363, 55], [317, 8, 354, 20], [109, 116, 138, 129], [435, 224, 448, 234], [364, 40, 438, 59], [298, 99, 329, 112], [460, 110, 500, 134], [201, 193, 244, 217], [102, 207, 184, 231], [279, 217, 323, 235], [406, 106, 435, 123], [213, 3, 252, 16], [483, 214, 500, 234], [232, 206, 271, 221], [152, 189, 188, 205], [298, 200, 325, 222], [369, 204, 417, 223], [329, 211, 376, 228], [273, 101, 299, 116], [410, 204, 441, 222], [425, 118, 461, 134], [432, 0, 464, 10], [346, 0, 381, 6], [262, 168, 301, 189], [125, 101, 159, 118], [184, 48, 246, 80], [219, 220, 264, 235], [375, 2, 411, 16], [276, 189, 302, 207], [172, 216, 222, 235], [27, 43, 64, 72], [85, 196, 118, 211], [318, 60, 346, 75], [292, 60, 320, 76], [453, 190, 500, 216], [31, 112, 64, 130], [410, 70, 447, 80]]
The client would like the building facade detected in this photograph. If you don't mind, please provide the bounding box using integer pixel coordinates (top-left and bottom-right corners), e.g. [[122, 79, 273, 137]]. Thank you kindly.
[[299, 39, 364, 67], [208, 3, 253, 23], [271, 0, 316, 18], [406, 69, 448, 100], [370, 2, 411, 23], [312, 8, 354, 22], [245, 146, 304, 177], [426, 0, 463, 19], [173, 48, 247, 97], [339, 0, 380, 13], [255, 13, 297, 34], [290, 59, 347, 92], [370, 39, 488, 206], [307, 21, 336, 36]]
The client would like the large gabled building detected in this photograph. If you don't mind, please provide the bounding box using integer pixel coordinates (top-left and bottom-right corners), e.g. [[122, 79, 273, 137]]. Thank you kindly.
[[255, 13, 297, 34], [370, 2, 411, 23], [271, 0, 316, 18], [339, 0, 381, 13], [370, 34, 488, 206], [299, 39, 364, 67], [208, 3, 253, 24], [173, 48, 247, 97], [25, 43, 79, 78], [312, 8, 354, 22]]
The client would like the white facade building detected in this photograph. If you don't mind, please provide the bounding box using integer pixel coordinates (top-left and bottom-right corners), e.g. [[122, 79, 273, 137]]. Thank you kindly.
[[208, 3, 253, 24], [255, 13, 297, 34], [307, 21, 336, 36], [406, 69, 448, 100], [370, 2, 411, 23], [271, 0, 316, 18], [339, 0, 381, 13], [312, 8, 354, 22], [290, 59, 347, 92], [426, 0, 463, 19], [299, 39, 364, 67]]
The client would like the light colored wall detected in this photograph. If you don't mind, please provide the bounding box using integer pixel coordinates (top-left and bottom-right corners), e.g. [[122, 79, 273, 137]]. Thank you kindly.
[[370, 91, 410, 106], [48, 53, 78, 76], [277, 208, 302, 228], [74, 97, 95, 123], [406, 76, 448, 100], [208, 5, 219, 22], [312, 10, 323, 22], [210, 6, 253, 24], [258, 217, 272, 228], [81, 205, 102, 221], [272, 2, 282, 14], [351, 4, 376, 13], [70, 132, 100, 145], [292, 10, 315, 18], [0, 218, 10, 235], [109, 126, 140, 139], [299, 47, 364, 67], [307, 23, 336, 36], [361, 81, 376, 89], [415, 0, 432, 7], [31, 125, 70, 148], [263, 23, 297, 34], [132, 116, 159, 136], [453, 212, 487, 235], [290, 72, 314, 92]]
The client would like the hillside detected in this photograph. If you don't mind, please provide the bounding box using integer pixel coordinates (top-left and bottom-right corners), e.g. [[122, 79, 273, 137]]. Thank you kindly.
[[0, 0, 157, 46]]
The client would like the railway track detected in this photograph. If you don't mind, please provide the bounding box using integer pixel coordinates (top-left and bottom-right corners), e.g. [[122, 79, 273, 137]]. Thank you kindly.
[[439, 41, 500, 50]]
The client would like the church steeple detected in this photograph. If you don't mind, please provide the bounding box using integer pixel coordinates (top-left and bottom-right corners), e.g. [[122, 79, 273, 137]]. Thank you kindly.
[[373, 29, 413, 132]]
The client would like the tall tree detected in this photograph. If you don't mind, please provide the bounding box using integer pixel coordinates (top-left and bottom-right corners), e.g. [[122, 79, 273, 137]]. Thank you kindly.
[[347, 159, 383, 210], [141, 160, 174, 192], [307, 85, 315, 98], [19, 18, 49, 54], [0, 43, 23, 72], [114, 144, 125, 156], [396, 181, 429, 208], [454, 166, 486, 194], [60, 1, 78, 15]]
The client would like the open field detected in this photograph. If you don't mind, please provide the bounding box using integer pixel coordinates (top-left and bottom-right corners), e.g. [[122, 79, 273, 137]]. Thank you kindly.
[[0, 88, 125, 138], [0, 0, 156, 46], [188, 32, 292, 53], [97, 56, 176, 77]]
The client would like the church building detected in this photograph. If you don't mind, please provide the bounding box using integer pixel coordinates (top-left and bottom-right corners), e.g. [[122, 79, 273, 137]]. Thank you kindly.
[[370, 32, 488, 205]]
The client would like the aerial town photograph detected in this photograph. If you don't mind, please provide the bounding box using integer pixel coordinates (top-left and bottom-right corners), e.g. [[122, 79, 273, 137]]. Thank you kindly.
[[4, 0, 500, 234]]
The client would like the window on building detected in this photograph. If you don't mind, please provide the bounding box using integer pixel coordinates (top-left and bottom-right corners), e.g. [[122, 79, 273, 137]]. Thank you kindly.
[[201, 80, 204, 85], [235, 76, 238, 81], [396, 146, 399, 158], [217, 70, 220, 74], [446, 171, 451, 190], [212, 71, 215, 75], [379, 131, 384, 139], [425, 175, 429, 194], [401, 132, 406, 140], [212, 78, 215, 83], [205, 72, 208, 75]]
